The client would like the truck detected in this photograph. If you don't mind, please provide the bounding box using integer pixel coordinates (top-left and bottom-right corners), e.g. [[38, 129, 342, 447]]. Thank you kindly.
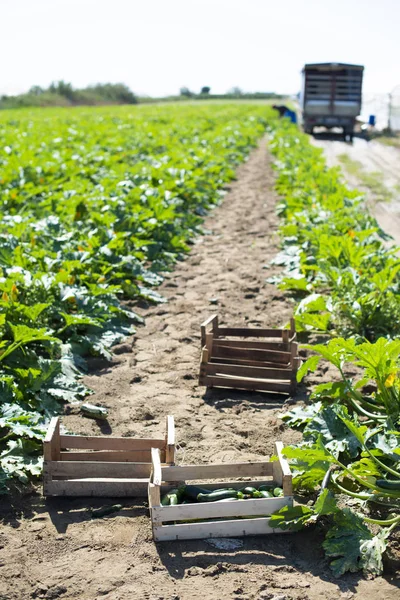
[[300, 63, 364, 141]]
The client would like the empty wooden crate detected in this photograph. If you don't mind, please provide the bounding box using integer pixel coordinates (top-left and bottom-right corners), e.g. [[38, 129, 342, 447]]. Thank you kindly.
[[148, 441, 293, 541], [199, 314, 299, 394], [43, 415, 175, 497]]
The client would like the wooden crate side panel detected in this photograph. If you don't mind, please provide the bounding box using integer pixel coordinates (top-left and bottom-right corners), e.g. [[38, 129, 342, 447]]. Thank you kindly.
[[59, 435, 165, 451], [44, 461, 152, 479], [160, 461, 273, 482], [59, 450, 166, 462], [152, 496, 290, 522], [204, 376, 291, 394], [44, 478, 149, 497], [153, 517, 283, 541], [205, 363, 293, 381]]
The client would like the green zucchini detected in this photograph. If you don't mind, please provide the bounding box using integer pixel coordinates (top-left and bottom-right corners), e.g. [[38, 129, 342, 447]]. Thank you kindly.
[[376, 479, 400, 491], [257, 490, 273, 498], [91, 504, 122, 518], [180, 484, 212, 501], [259, 485, 273, 492], [161, 487, 181, 506], [81, 403, 108, 420], [197, 490, 243, 502], [273, 487, 284, 497], [240, 486, 258, 495]]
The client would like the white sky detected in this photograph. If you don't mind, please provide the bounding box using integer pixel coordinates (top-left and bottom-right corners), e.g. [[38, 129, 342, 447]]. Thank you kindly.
[[1, 0, 399, 97]]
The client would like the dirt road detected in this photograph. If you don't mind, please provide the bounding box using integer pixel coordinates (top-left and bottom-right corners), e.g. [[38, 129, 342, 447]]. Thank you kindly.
[[0, 139, 399, 600], [311, 135, 400, 245]]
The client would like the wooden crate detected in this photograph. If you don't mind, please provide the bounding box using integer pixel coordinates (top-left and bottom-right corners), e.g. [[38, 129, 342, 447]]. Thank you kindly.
[[148, 441, 293, 541], [199, 314, 299, 395], [43, 415, 175, 497]]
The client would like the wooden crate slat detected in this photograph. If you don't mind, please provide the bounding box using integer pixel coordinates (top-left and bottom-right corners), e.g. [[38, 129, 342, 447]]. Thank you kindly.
[[45, 479, 149, 497], [204, 376, 292, 393], [160, 461, 273, 482], [152, 517, 281, 541], [44, 461, 152, 479], [200, 314, 218, 346], [209, 357, 290, 368], [205, 363, 293, 381], [216, 327, 285, 338], [214, 339, 292, 354], [212, 345, 289, 364], [58, 450, 165, 462], [43, 417, 60, 461], [59, 435, 165, 451], [152, 495, 290, 522], [165, 415, 175, 464]]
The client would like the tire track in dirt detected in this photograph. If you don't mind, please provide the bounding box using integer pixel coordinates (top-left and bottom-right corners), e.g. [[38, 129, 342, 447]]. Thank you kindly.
[[1, 138, 398, 600]]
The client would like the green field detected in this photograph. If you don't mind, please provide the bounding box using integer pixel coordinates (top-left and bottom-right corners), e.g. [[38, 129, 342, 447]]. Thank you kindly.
[[0, 103, 271, 487], [1, 103, 399, 578]]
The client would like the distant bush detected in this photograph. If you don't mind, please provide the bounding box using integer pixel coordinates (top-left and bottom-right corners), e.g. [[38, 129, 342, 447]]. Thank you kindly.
[[0, 81, 137, 109]]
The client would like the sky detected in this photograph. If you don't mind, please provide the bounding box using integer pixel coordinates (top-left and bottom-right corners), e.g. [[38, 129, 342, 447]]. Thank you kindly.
[[1, 0, 399, 98]]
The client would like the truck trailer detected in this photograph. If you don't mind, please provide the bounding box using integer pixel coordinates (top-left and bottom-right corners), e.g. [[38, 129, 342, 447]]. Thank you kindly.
[[301, 63, 364, 141]]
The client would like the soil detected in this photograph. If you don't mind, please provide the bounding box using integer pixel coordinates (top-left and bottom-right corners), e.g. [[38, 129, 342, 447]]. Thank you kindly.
[[311, 135, 400, 245], [0, 139, 399, 600]]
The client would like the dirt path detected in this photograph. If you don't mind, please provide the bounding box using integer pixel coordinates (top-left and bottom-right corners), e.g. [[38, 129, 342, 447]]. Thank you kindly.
[[311, 136, 400, 245], [1, 139, 399, 600]]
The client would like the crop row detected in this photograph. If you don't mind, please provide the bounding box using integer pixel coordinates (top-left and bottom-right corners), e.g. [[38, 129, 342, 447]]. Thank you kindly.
[[267, 121, 400, 576], [0, 103, 270, 490]]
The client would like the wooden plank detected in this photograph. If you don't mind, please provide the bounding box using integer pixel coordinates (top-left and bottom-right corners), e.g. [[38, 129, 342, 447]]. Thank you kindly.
[[200, 314, 218, 347], [152, 496, 290, 522], [214, 339, 291, 355], [204, 376, 291, 394], [205, 363, 293, 381], [290, 342, 298, 369], [174, 479, 274, 491], [45, 478, 149, 497], [165, 415, 175, 464], [44, 461, 152, 479], [59, 450, 166, 462], [205, 332, 213, 358], [209, 357, 290, 369], [148, 482, 161, 509], [152, 448, 162, 486], [153, 517, 282, 541], [160, 461, 273, 482], [289, 317, 296, 336], [212, 345, 290, 364], [59, 435, 165, 451], [43, 417, 60, 461], [216, 327, 284, 338], [275, 442, 293, 495]]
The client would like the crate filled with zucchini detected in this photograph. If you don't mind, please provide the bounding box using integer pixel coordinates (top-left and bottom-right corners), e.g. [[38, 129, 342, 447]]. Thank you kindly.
[[199, 315, 299, 395], [43, 415, 175, 497], [148, 441, 293, 541]]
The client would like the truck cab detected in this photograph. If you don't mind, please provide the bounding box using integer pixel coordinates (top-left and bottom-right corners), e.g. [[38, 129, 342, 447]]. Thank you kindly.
[[301, 63, 364, 141]]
